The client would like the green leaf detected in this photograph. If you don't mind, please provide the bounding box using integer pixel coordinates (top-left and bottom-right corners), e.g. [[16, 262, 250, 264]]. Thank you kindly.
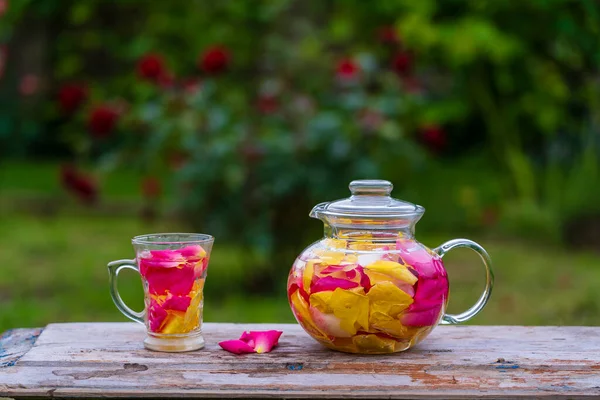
[[69, 3, 93, 25]]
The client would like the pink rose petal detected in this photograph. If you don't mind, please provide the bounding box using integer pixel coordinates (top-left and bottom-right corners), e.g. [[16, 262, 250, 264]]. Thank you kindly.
[[218, 339, 256, 354], [148, 299, 168, 332], [149, 249, 185, 261], [395, 280, 416, 298], [179, 245, 204, 258], [401, 301, 443, 327], [357, 266, 372, 292], [414, 276, 448, 301], [219, 330, 284, 354], [140, 258, 177, 276], [139, 257, 183, 276], [144, 264, 195, 295], [193, 258, 208, 279], [345, 269, 357, 280], [162, 293, 191, 312], [311, 276, 359, 293], [240, 330, 283, 354], [319, 265, 345, 275]]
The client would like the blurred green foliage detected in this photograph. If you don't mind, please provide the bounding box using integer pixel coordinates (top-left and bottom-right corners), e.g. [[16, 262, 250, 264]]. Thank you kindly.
[[2, 205, 600, 332], [1, 0, 600, 264]]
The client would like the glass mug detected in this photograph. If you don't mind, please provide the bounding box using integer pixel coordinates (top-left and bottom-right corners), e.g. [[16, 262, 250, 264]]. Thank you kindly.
[[108, 233, 214, 352]]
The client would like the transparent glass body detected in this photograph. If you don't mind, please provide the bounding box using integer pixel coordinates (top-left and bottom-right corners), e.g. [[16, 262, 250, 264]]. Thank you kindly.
[[287, 180, 493, 354], [108, 233, 213, 352]]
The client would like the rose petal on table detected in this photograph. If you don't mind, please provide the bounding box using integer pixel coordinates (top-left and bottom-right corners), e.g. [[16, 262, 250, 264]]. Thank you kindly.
[[219, 339, 256, 354], [219, 339, 254, 354], [240, 330, 283, 353]]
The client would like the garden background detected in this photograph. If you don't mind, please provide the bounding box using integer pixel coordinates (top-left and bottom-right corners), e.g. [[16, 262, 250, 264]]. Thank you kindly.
[[1, 0, 600, 331]]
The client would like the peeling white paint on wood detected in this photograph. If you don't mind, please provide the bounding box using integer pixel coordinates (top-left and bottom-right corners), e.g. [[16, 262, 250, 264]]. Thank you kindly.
[[1, 323, 599, 398]]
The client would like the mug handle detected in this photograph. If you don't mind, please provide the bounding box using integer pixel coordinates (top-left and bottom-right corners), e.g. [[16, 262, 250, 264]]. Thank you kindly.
[[433, 239, 494, 324], [107, 259, 145, 324]]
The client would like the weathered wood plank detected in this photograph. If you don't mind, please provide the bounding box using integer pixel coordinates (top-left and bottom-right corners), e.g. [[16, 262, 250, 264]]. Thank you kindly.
[[0, 328, 42, 368], [1, 323, 599, 399]]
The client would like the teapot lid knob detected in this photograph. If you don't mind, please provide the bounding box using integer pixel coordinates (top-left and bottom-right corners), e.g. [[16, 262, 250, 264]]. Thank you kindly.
[[349, 180, 393, 196]]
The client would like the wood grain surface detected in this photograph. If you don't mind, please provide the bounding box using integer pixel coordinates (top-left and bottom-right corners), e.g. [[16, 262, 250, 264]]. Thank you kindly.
[[1, 322, 599, 398]]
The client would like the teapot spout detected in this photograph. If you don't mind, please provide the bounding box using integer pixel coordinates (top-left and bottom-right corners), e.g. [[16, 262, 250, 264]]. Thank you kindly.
[[309, 202, 329, 219]]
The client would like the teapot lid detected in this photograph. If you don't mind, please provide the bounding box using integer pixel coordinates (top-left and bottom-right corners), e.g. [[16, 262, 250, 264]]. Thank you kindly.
[[310, 180, 424, 222]]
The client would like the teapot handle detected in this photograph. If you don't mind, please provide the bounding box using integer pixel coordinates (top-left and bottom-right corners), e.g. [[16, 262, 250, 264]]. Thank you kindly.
[[433, 239, 494, 324]]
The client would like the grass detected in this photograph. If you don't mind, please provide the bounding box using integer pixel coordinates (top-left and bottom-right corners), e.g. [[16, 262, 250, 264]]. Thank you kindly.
[[0, 214, 295, 331], [1, 213, 599, 332], [1, 160, 600, 331]]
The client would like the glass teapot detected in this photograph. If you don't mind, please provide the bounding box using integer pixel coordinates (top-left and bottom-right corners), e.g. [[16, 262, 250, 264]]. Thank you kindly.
[[287, 180, 493, 354]]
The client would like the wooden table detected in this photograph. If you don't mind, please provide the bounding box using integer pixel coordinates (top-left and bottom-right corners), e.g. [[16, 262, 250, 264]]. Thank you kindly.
[[1, 323, 599, 399]]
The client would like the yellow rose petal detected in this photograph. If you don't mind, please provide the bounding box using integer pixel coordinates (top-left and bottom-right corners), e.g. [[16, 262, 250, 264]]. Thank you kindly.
[[367, 281, 414, 304], [364, 260, 418, 285], [369, 311, 407, 337], [303, 260, 315, 293], [309, 291, 334, 313], [183, 291, 202, 330], [343, 254, 358, 263], [348, 241, 380, 251], [352, 334, 397, 353], [161, 311, 187, 334], [368, 281, 413, 318], [317, 251, 345, 265], [323, 238, 348, 249], [371, 302, 410, 318], [291, 289, 329, 341], [328, 288, 370, 333]]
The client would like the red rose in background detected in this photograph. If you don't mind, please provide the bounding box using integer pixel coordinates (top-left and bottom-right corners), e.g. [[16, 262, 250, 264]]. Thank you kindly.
[[166, 150, 189, 171], [0, 45, 6, 81], [377, 26, 399, 44], [181, 77, 201, 94], [137, 53, 166, 82], [336, 58, 359, 81], [420, 125, 447, 152], [60, 164, 98, 204], [157, 71, 175, 89], [58, 83, 88, 114], [19, 74, 39, 96], [182, 78, 200, 93], [199, 46, 230, 74], [392, 51, 413, 77], [257, 95, 278, 114], [358, 108, 384, 133], [0, 0, 7, 17], [88, 105, 119, 138], [141, 176, 161, 199], [401, 76, 422, 94], [240, 143, 266, 164]]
